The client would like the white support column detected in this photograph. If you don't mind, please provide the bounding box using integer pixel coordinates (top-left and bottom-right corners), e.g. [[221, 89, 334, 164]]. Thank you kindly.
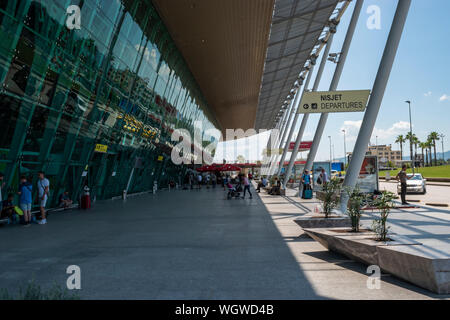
[[341, 0, 411, 212], [263, 120, 283, 176], [282, 34, 334, 189], [268, 101, 293, 176], [277, 98, 296, 150], [304, 0, 364, 174], [277, 67, 314, 178]]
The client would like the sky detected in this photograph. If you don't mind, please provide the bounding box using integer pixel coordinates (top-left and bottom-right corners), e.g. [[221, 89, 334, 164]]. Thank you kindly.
[[214, 0, 450, 163]]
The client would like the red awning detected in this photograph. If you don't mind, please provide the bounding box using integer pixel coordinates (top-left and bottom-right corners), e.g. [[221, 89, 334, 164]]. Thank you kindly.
[[215, 164, 241, 172], [196, 164, 219, 172]]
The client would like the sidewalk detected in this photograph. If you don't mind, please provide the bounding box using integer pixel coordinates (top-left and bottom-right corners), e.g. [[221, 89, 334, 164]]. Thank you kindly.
[[259, 187, 449, 299], [0, 186, 446, 299]]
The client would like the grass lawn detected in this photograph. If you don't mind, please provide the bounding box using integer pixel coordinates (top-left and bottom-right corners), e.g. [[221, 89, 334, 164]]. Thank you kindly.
[[378, 165, 450, 178]]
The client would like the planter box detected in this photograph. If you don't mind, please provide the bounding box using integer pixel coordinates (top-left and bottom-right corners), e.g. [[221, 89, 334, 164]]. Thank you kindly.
[[377, 245, 450, 294], [294, 214, 351, 230], [303, 228, 449, 294]]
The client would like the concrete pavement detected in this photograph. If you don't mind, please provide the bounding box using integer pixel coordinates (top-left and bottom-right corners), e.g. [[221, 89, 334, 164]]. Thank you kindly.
[[380, 181, 450, 207], [258, 187, 449, 299], [0, 185, 447, 299]]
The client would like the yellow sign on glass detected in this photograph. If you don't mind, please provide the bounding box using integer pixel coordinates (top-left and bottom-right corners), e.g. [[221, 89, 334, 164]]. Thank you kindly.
[[94, 144, 108, 153], [297, 90, 371, 114], [157, 155, 164, 161]]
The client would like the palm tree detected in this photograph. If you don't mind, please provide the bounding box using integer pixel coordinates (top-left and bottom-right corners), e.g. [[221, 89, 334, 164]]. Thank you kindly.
[[405, 132, 416, 166], [395, 135, 406, 160], [428, 132, 440, 166], [411, 134, 419, 166], [426, 138, 433, 167], [419, 142, 427, 167]]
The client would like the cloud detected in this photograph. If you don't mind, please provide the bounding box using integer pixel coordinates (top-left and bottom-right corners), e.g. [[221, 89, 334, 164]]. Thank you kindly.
[[340, 120, 410, 144], [439, 94, 450, 102], [372, 121, 410, 141], [424, 91, 432, 97]]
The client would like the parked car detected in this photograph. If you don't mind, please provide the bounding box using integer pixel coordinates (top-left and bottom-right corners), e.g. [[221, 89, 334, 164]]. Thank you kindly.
[[397, 173, 427, 194], [331, 170, 339, 178]]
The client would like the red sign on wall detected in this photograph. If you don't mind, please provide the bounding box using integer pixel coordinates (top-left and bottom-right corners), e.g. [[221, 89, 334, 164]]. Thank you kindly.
[[288, 141, 313, 152]]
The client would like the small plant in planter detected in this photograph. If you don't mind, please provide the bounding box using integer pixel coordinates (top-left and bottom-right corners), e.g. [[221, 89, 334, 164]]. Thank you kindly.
[[344, 186, 367, 232], [321, 178, 341, 218], [371, 190, 396, 241]]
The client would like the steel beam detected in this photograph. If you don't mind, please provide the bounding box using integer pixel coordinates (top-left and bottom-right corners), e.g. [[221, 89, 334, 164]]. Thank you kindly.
[[341, 0, 411, 212], [276, 67, 314, 178], [304, 0, 364, 175], [282, 33, 334, 189]]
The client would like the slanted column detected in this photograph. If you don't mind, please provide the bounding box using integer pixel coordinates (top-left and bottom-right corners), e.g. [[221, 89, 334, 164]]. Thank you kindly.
[[304, 0, 364, 175], [277, 67, 314, 178], [341, 0, 411, 212], [268, 102, 293, 176], [282, 33, 334, 189]]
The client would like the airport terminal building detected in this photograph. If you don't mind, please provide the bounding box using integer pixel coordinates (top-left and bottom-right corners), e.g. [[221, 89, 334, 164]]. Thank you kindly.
[[0, 0, 369, 209], [0, 0, 218, 206]]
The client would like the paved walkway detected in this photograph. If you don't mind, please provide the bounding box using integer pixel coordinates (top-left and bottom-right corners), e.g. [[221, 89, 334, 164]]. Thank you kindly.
[[0, 185, 447, 299]]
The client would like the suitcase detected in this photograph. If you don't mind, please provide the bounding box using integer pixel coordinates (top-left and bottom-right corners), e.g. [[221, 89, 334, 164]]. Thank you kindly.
[[81, 195, 91, 209], [303, 189, 313, 199], [303, 184, 313, 199]]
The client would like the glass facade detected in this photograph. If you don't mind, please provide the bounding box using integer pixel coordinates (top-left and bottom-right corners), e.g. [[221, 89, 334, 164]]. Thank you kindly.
[[0, 0, 218, 207]]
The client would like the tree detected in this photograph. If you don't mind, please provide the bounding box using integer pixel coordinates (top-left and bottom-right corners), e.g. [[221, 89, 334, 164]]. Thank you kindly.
[[236, 155, 246, 164], [428, 132, 440, 166], [395, 135, 406, 160], [412, 135, 419, 166], [419, 142, 427, 167], [426, 138, 433, 167], [405, 132, 417, 167]]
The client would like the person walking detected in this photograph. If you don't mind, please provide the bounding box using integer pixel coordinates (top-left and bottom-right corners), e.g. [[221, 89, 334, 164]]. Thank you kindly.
[[301, 170, 312, 199], [197, 173, 202, 190], [18, 176, 32, 226], [242, 174, 252, 199], [396, 165, 412, 205], [37, 171, 50, 224]]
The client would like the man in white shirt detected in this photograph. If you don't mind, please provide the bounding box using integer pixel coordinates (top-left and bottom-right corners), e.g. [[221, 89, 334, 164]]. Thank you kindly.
[[319, 168, 329, 184], [37, 171, 50, 225]]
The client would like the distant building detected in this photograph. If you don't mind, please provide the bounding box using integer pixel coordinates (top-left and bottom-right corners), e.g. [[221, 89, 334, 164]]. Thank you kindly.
[[347, 145, 403, 167]]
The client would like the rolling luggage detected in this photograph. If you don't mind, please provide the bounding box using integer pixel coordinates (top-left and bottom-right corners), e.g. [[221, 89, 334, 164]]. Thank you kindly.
[[303, 184, 313, 199]]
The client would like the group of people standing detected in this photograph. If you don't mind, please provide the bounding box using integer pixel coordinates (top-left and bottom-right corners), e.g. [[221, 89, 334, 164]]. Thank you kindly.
[[184, 172, 219, 190], [0, 171, 50, 226], [299, 168, 329, 199]]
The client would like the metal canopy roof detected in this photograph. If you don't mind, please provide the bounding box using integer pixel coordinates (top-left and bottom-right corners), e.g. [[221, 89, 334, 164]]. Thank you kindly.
[[254, 0, 340, 130], [152, 0, 341, 135], [152, 0, 275, 134]]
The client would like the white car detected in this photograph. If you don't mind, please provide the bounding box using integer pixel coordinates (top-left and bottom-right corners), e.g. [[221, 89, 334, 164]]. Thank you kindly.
[[397, 173, 427, 195], [331, 170, 339, 178]]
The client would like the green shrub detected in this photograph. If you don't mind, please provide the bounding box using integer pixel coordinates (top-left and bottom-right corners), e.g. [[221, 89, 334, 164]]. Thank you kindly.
[[321, 178, 341, 218], [371, 191, 396, 241], [344, 186, 367, 232], [0, 280, 80, 300]]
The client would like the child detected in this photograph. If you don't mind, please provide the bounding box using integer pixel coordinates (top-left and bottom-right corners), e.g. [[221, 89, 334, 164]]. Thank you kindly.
[[18, 176, 33, 226]]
